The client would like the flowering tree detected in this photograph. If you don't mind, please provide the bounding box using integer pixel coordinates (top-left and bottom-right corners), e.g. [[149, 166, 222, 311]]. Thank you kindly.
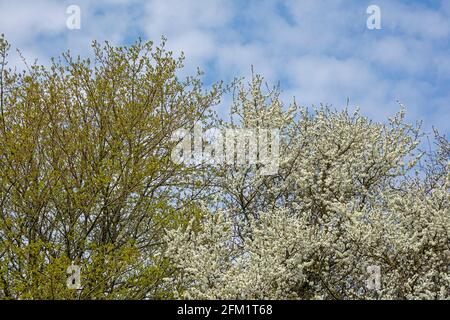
[[165, 75, 449, 300], [0, 36, 448, 300]]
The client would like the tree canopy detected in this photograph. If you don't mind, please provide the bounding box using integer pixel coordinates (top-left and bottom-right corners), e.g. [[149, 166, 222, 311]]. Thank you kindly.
[[0, 35, 448, 300]]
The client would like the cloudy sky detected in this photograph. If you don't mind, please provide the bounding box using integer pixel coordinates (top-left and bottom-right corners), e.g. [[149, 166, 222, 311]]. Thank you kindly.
[[0, 0, 449, 134]]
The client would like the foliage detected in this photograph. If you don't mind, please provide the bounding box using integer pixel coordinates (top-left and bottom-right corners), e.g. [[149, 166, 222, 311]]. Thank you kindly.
[[165, 76, 449, 300], [0, 35, 448, 300], [0, 35, 219, 299]]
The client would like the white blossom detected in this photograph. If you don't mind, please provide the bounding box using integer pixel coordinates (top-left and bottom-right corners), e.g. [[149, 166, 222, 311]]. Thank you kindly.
[[165, 74, 449, 300]]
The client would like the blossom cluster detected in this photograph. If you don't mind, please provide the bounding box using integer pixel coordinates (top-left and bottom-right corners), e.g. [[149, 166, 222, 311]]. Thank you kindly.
[[164, 75, 449, 300]]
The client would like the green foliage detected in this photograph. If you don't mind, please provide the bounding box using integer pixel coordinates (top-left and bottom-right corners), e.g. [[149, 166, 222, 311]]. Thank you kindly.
[[0, 35, 219, 299]]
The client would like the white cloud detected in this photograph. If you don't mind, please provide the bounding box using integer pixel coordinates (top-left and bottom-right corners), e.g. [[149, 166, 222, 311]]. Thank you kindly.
[[0, 0, 448, 133], [379, 0, 450, 39], [0, 0, 66, 42]]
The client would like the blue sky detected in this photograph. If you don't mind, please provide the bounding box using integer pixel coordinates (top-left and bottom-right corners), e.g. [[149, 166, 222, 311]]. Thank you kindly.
[[0, 0, 449, 135]]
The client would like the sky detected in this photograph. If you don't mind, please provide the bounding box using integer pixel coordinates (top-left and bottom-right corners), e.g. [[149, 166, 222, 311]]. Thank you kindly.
[[0, 0, 449, 135]]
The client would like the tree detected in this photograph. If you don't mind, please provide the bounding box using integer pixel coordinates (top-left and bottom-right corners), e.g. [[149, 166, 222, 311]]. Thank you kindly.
[[165, 74, 449, 300], [0, 35, 221, 299], [0, 36, 448, 300]]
